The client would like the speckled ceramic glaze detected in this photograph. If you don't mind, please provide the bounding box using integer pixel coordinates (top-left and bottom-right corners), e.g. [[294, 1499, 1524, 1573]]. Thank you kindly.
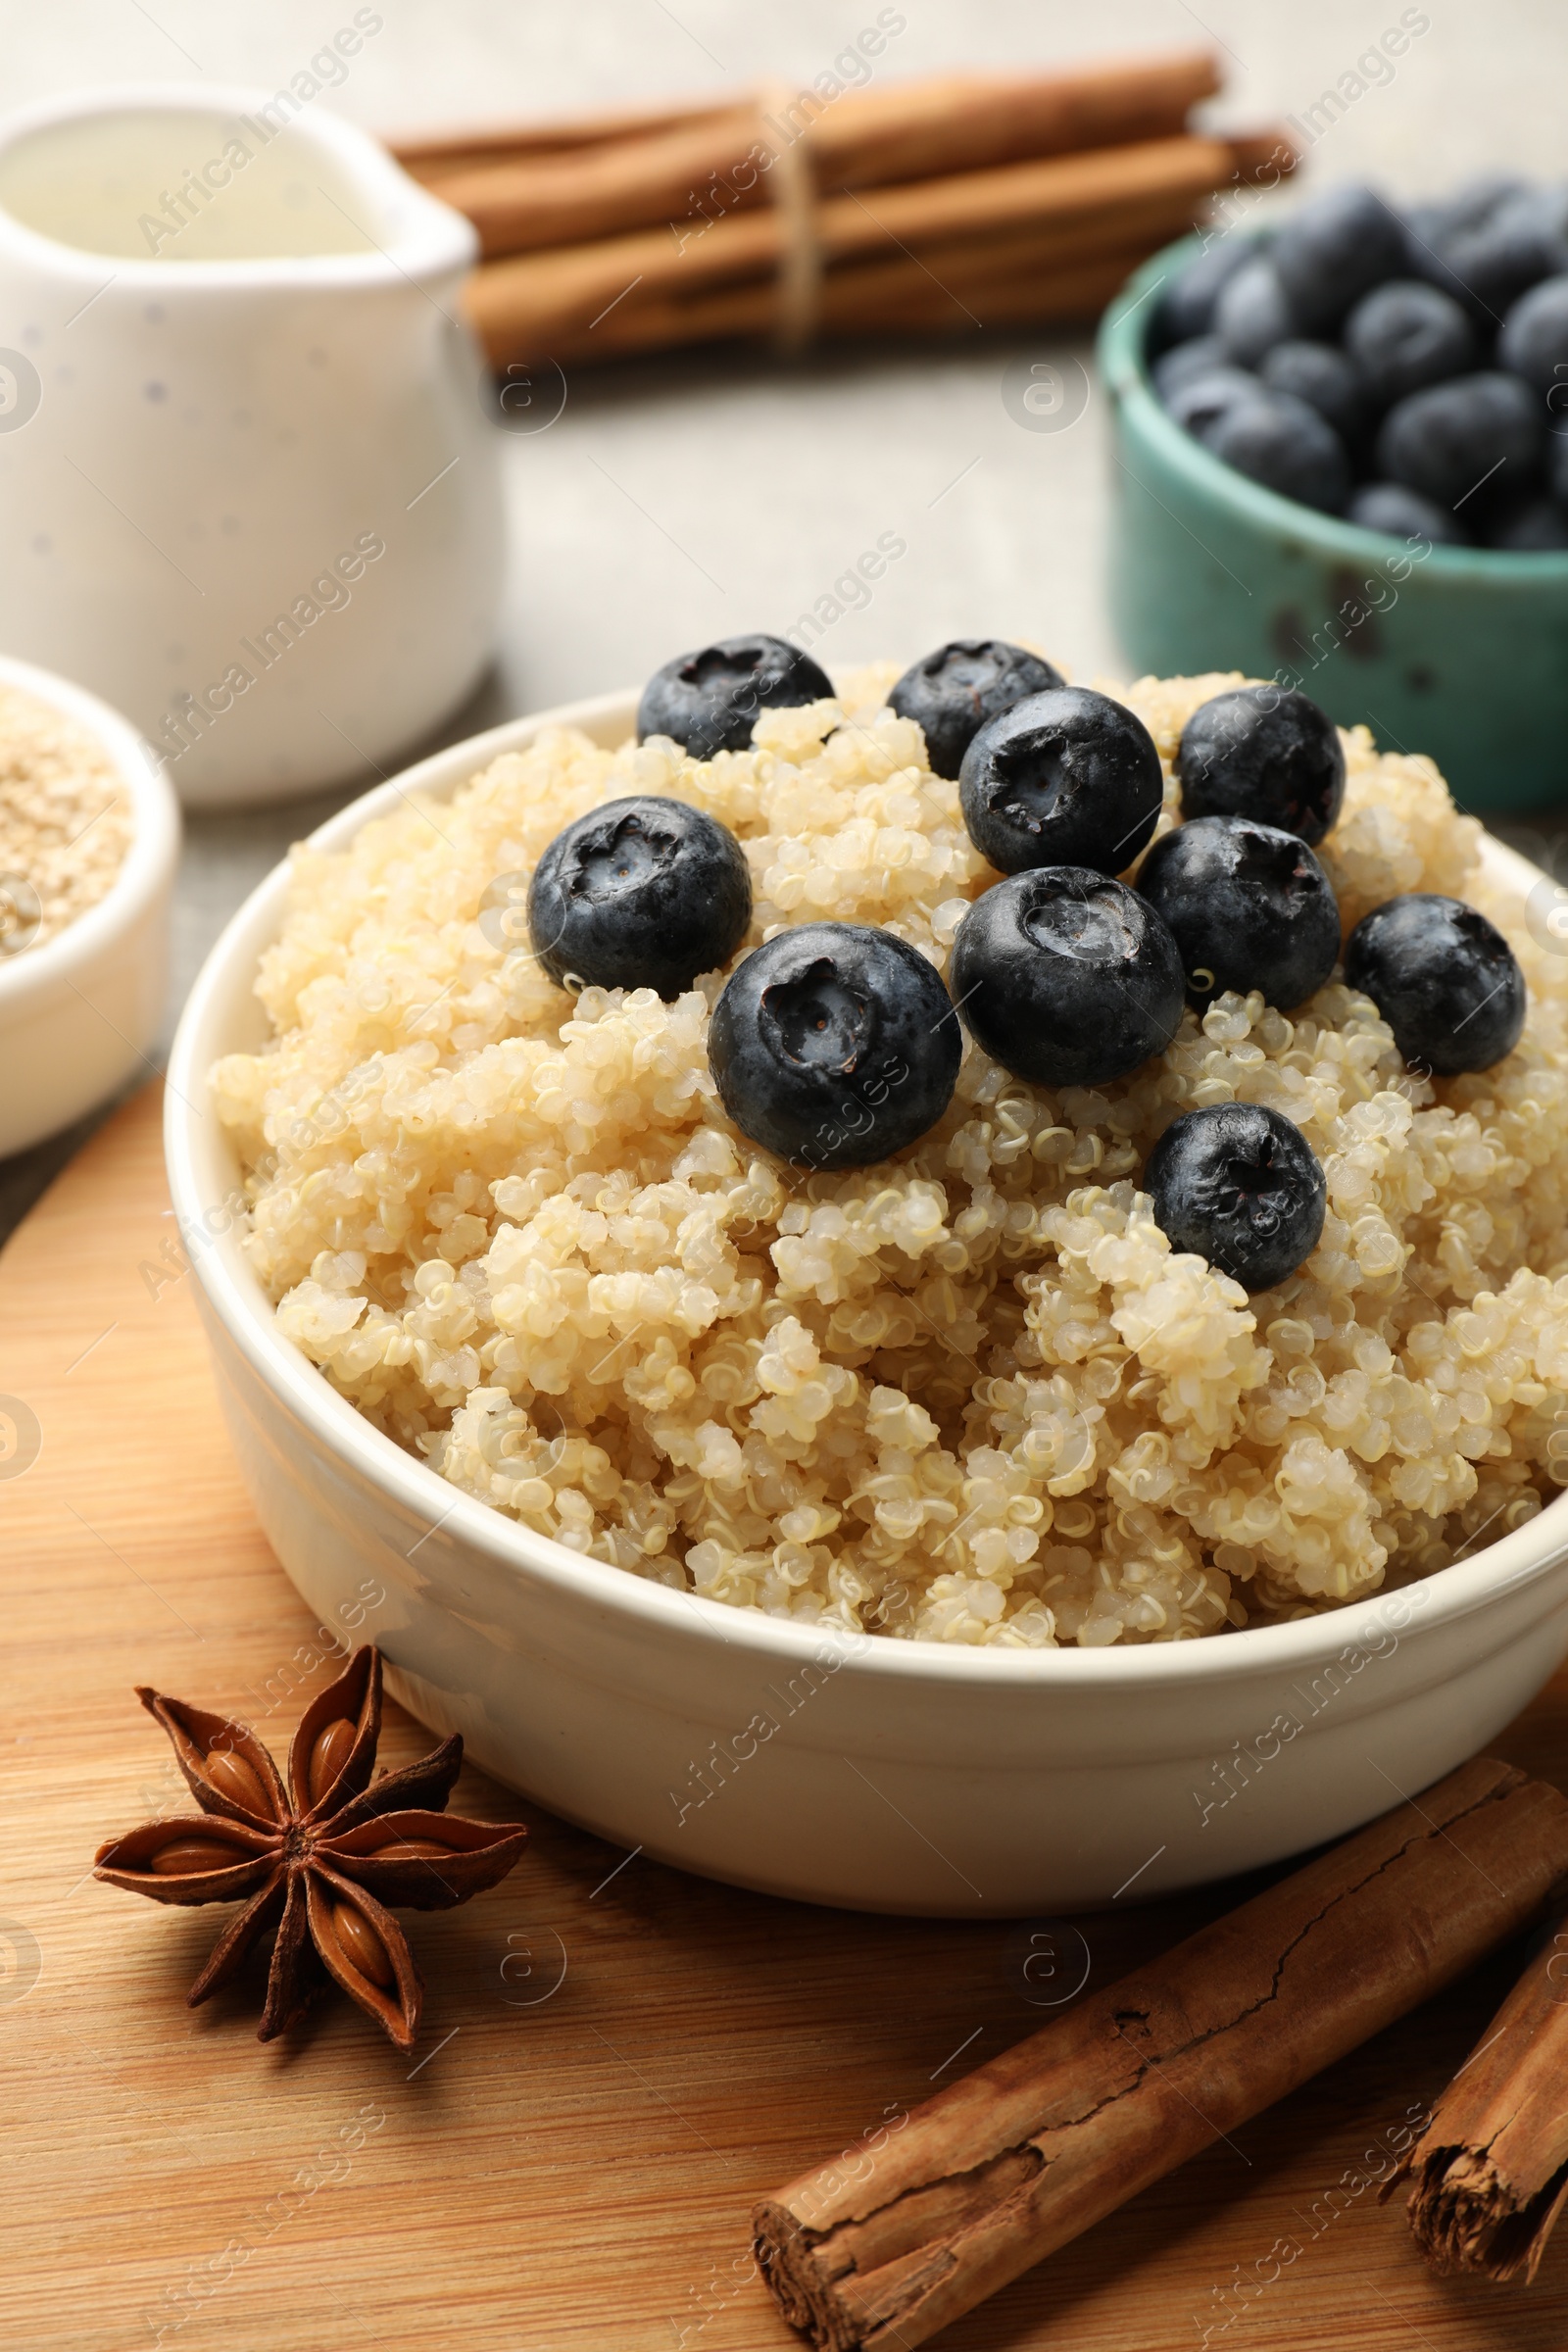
[[1100, 233, 1568, 812], [0, 84, 503, 808], [166, 692, 1568, 1918]]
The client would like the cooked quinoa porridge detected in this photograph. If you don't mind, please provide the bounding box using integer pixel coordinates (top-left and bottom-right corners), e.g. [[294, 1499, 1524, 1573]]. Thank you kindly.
[[212, 664, 1568, 1647]]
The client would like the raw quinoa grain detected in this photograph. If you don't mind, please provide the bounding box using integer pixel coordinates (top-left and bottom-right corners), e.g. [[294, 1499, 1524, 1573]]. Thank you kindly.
[[0, 682, 132, 953], [212, 666, 1568, 1646]]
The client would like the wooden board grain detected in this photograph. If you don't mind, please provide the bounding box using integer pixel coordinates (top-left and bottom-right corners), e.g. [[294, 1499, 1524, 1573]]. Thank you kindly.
[[5, 1081, 1568, 2352]]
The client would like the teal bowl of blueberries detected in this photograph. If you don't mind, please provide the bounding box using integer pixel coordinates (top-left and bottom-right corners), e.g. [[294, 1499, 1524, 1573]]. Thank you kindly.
[[1099, 177, 1568, 812]]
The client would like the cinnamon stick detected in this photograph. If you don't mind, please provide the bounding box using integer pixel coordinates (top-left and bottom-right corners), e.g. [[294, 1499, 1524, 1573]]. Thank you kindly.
[[836, 189, 1228, 305], [393, 96, 740, 176], [402, 53, 1222, 257], [465, 131, 1263, 367], [414, 108, 768, 259], [808, 52, 1221, 187], [753, 1758, 1568, 2352], [572, 207, 1192, 366], [1396, 1903, 1568, 2280], [571, 246, 1152, 366]]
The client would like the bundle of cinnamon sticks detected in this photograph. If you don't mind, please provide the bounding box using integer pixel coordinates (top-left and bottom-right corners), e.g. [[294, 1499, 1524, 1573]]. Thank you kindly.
[[392, 50, 1296, 369]]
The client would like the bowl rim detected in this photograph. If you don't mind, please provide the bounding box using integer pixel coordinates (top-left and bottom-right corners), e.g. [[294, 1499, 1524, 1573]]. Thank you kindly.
[[1096, 229, 1568, 583], [165, 686, 1568, 1690], [0, 650, 180, 1013]]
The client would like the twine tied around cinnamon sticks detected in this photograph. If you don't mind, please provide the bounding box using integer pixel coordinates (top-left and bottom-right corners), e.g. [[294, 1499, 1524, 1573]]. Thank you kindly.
[[392, 51, 1298, 371], [756, 81, 824, 357]]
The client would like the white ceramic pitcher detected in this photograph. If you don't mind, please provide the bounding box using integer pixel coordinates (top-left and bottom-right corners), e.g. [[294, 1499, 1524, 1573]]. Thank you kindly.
[[0, 84, 505, 808]]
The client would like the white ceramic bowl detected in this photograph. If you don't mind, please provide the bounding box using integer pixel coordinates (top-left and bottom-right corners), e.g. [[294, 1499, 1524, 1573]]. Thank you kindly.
[[165, 692, 1568, 1916], [1, 652, 178, 1157]]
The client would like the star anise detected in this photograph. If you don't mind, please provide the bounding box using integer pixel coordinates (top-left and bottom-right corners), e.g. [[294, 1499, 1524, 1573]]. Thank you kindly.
[[94, 1644, 528, 2052]]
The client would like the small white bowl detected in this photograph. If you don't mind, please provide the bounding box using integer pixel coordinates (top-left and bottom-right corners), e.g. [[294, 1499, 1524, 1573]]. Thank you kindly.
[[0, 653, 179, 1157], [166, 692, 1568, 1916]]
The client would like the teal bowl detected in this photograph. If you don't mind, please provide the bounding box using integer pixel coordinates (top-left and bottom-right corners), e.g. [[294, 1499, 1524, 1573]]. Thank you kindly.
[[1098, 233, 1568, 813]]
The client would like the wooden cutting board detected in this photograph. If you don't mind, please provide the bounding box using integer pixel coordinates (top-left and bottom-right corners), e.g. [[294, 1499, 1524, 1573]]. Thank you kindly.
[[6, 1080, 1568, 2352]]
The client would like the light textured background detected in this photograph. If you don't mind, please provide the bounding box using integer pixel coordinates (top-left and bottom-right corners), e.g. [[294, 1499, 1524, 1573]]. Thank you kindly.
[[3, 0, 1566, 1230]]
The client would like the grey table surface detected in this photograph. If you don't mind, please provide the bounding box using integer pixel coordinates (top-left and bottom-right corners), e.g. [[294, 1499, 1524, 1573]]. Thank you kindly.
[[4, 0, 1567, 1241]]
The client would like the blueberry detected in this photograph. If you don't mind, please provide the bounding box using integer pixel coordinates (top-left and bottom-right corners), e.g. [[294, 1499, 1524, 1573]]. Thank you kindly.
[[1152, 334, 1228, 401], [1258, 340, 1368, 443], [1433, 185, 1568, 320], [1498, 271, 1568, 393], [1375, 371, 1544, 511], [958, 687, 1164, 877], [708, 922, 959, 1171], [1405, 180, 1530, 313], [1176, 686, 1345, 846], [1410, 174, 1529, 252], [637, 634, 834, 760], [1163, 365, 1260, 444], [1152, 237, 1257, 347], [888, 639, 1064, 781], [1206, 388, 1352, 513], [1135, 816, 1340, 1011], [1347, 481, 1471, 544], [1343, 280, 1475, 408], [527, 796, 751, 999], [950, 868, 1185, 1089], [1344, 894, 1526, 1074], [1271, 184, 1408, 334], [1214, 256, 1299, 367], [1146, 1103, 1326, 1292], [1479, 492, 1568, 549]]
